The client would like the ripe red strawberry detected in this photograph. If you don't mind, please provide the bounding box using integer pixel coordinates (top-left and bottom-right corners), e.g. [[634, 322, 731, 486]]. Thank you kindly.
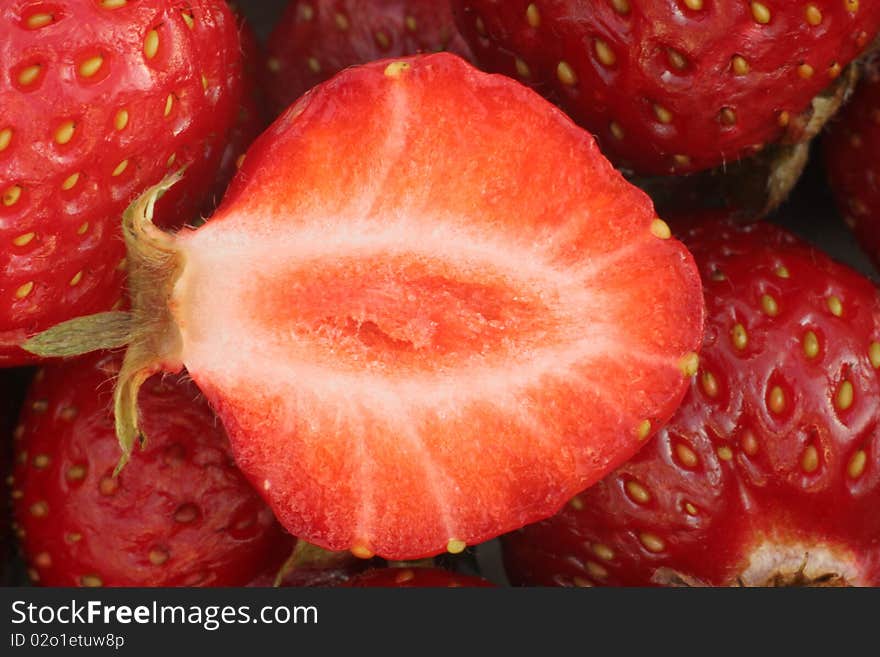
[[12, 353, 291, 587], [0, 0, 244, 366], [453, 1, 880, 176], [825, 53, 880, 270], [264, 0, 473, 115], [341, 567, 493, 587], [203, 10, 269, 214], [503, 221, 880, 587], [27, 53, 703, 560]]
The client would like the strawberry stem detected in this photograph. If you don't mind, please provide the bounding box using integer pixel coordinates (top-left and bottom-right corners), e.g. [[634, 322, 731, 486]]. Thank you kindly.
[[23, 172, 188, 473], [112, 172, 187, 472]]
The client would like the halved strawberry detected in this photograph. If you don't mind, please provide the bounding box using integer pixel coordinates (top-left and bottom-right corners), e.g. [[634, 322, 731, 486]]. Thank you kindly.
[[825, 53, 880, 270], [12, 353, 291, 587], [0, 0, 244, 366], [503, 221, 880, 587], [453, 1, 879, 176], [264, 0, 473, 115], [26, 53, 703, 560], [342, 567, 493, 587]]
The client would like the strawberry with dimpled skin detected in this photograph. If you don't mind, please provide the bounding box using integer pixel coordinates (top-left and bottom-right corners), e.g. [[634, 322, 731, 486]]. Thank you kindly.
[[453, 0, 880, 177], [12, 353, 291, 587], [503, 221, 880, 587], [0, 0, 244, 366], [264, 0, 473, 116], [825, 53, 880, 271]]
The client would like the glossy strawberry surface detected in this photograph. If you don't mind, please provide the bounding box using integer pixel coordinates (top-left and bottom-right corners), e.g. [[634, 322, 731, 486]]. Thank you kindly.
[[203, 6, 269, 215], [0, 0, 243, 365], [453, 0, 880, 175], [826, 53, 880, 270], [13, 353, 291, 587], [503, 221, 880, 586], [264, 0, 472, 115]]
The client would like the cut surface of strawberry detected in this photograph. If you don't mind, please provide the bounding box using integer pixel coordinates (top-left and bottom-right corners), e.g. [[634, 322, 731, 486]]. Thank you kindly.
[[12, 353, 291, 587], [0, 0, 244, 366], [27, 53, 703, 560], [503, 221, 880, 587], [264, 0, 473, 116], [453, 0, 880, 176]]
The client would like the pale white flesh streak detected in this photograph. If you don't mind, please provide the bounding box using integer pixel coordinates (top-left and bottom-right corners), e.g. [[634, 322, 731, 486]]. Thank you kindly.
[[171, 208, 680, 552]]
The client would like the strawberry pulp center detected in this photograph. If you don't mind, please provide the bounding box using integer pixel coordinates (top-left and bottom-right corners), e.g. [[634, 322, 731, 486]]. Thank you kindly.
[[169, 217, 612, 403], [248, 253, 557, 373]]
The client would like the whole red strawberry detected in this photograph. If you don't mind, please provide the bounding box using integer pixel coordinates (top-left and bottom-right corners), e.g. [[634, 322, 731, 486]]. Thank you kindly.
[[203, 6, 269, 215], [453, 1, 880, 176], [503, 221, 880, 587], [26, 53, 703, 560], [825, 53, 880, 270], [0, 0, 244, 366], [264, 0, 473, 115], [12, 353, 291, 587], [342, 567, 493, 587]]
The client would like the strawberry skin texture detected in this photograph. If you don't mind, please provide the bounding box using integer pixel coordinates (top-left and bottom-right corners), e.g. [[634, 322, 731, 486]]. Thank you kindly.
[[452, 1, 880, 175], [203, 9, 269, 214], [825, 54, 880, 270], [163, 53, 704, 560], [264, 0, 473, 116], [341, 567, 493, 588], [12, 353, 291, 587], [503, 221, 880, 587], [0, 0, 244, 366]]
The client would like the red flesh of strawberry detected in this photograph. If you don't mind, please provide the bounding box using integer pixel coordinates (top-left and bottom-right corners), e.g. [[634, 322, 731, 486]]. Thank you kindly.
[[503, 221, 880, 587], [114, 53, 702, 560], [12, 353, 291, 587], [452, 0, 880, 175], [264, 0, 473, 116], [0, 0, 243, 366], [825, 53, 880, 271]]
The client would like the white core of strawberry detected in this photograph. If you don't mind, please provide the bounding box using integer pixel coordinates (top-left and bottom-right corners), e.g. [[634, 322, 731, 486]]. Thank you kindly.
[[166, 204, 680, 548], [172, 214, 661, 407]]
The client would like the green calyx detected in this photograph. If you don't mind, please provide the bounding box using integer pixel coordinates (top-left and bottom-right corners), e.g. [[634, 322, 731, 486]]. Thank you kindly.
[[23, 311, 134, 358], [273, 541, 357, 587], [22, 171, 188, 474]]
